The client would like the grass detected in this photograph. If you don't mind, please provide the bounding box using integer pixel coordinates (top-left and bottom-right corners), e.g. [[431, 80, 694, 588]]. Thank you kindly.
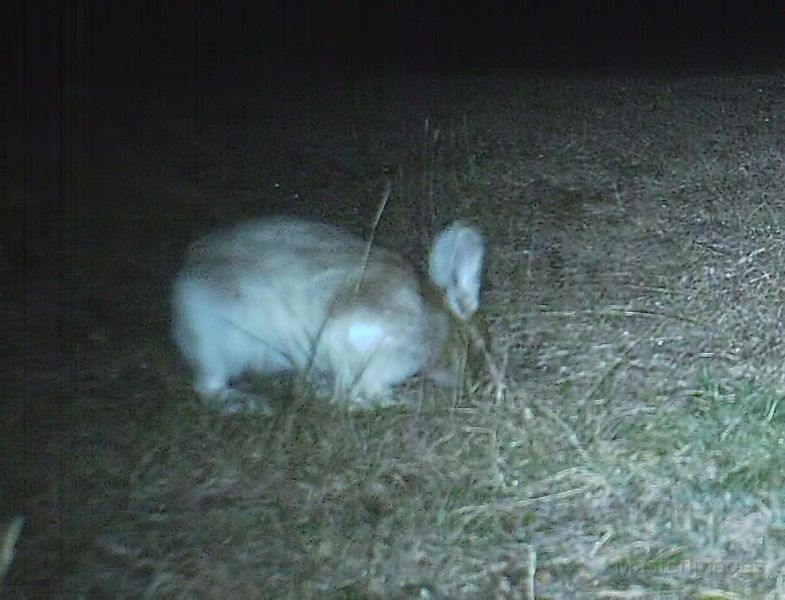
[[4, 70, 785, 598]]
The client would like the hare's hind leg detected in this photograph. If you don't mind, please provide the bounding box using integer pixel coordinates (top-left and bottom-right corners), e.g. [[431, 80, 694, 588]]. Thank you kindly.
[[188, 330, 278, 415], [193, 370, 274, 416], [174, 280, 275, 415], [210, 388, 274, 415]]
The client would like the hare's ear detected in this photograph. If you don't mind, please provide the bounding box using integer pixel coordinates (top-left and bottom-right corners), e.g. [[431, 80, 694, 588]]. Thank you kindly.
[[428, 222, 484, 321]]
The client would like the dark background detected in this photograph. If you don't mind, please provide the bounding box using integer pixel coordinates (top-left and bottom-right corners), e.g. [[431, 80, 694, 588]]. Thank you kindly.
[[5, 1, 785, 101], [2, 0, 785, 277]]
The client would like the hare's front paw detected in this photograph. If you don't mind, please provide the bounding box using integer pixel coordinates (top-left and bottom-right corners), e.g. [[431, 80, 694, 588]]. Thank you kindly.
[[208, 389, 274, 416], [425, 366, 460, 388]]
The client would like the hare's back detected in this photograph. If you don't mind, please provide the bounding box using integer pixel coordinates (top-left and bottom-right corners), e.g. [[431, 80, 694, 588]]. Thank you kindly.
[[182, 218, 410, 293]]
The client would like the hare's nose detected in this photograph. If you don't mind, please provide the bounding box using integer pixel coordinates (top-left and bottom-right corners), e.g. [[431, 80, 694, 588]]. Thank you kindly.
[[451, 295, 478, 321]]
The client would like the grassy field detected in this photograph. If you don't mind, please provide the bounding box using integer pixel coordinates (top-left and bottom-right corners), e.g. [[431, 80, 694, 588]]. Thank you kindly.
[[4, 71, 785, 599]]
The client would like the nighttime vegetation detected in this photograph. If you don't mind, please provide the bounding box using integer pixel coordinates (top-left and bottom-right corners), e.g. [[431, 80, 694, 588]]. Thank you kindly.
[[4, 2, 785, 598]]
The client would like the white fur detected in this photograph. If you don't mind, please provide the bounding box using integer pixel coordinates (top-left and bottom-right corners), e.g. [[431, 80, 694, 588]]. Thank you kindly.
[[172, 217, 484, 413]]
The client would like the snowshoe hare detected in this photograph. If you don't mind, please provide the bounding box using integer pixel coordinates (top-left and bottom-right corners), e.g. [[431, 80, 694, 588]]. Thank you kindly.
[[172, 217, 484, 414]]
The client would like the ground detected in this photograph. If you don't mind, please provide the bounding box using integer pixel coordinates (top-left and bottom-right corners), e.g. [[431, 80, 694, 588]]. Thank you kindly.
[[4, 71, 785, 599]]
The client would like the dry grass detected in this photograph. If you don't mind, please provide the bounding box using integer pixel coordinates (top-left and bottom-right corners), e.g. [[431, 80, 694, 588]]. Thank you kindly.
[[4, 72, 785, 598]]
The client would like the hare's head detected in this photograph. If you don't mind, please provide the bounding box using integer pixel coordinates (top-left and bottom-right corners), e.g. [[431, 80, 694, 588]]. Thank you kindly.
[[428, 222, 485, 321]]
